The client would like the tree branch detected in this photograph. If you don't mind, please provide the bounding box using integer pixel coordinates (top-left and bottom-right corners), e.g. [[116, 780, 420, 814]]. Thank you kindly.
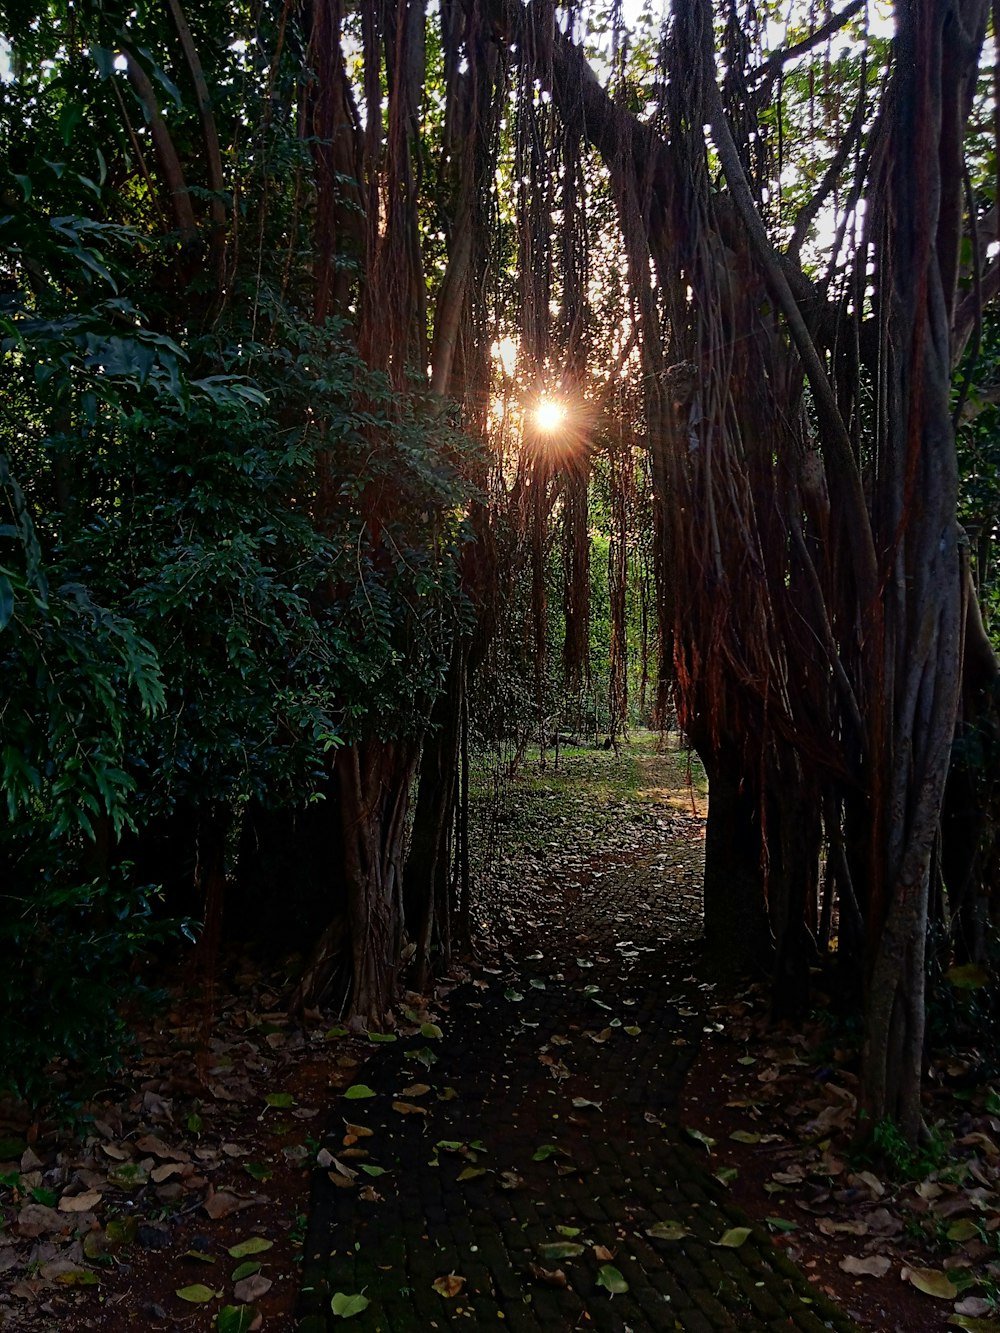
[[752, 0, 867, 83], [165, 0, 227, 295], [122, 49, 198, 244]]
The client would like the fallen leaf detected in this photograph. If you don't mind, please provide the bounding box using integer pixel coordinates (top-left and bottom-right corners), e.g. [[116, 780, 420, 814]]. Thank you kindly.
[[714, 1227, 751, 1248], [176, 1283, 219, 1303], [538, 1241, 585, 1260], [947, 1219, 981, 1243], [216, 1308, 257, 1333], [646, 1221, 689, 1241], [432, 1273, 465, 1298], [203, 1192, 241, 1220], [593, 1244, 615, 1261], [904, 1267, 958, 1299], [233, 1275, 272, 1303], [596, 1264, 629, 1295], [392, 1101, 429, 1116], [839, 1255, 891, 1278], [16, 1204, 67, 1237], [954, 1298, 995, 1317], [151, 1163, 186, 1183], [330, 1291, 370, 1318], [58, 1191, 102, 1212], [228, 1238, 273, 1259], [528, 1264, 567, 1287], [684, 1128, 715, 1152], [398, 1085, 430, 1099], [817, 1218, 869, 1237], [532, 1144, 563, 1161], [344, 1086, 376, 1100]]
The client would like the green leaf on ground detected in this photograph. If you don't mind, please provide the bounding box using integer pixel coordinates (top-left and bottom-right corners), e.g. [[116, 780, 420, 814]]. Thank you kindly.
[[596, 1264, 629, 1295], [420, 1023, 443, 1039], [715, 1227, 751, 1248], [532, 1144, 563, 1161], [412, 1047, 437, 1068], [538, 1242, 585, 1260], [331, 1292, 370, 1317], [368, 1032, 397, 1043], [624, 1026, 641, 1036], [530, 979, 546, 989], [556, 1226, 581, 1237], [344, 1085, 376, 1100], [264, 1092, 295, 1109], [504, 989, 524, 1002], [176, 1284, 219, 1303], [326, 1027, 349, 1039], [684, 1127, 715, 1151], [765, 1217, 797, 1233], [946, 1219, 980, 1243], [227, 1238, 273, 1259], [231, 1261, 261, 1282], [645, 1221, 689, 1241], [243, 1162, 272, 1182], [216, 1308, 256, 1333], [360, 1165, 387, 1177]]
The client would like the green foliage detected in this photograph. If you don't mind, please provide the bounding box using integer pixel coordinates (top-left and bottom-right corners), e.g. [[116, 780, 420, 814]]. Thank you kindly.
[[0, 0, 479, 1098], [870, 1117, 951, 1183], [0, 870, 182, 1105]]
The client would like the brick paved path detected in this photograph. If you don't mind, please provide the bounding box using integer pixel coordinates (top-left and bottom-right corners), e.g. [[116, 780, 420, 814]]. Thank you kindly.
[[297, 787, 859, 1332]]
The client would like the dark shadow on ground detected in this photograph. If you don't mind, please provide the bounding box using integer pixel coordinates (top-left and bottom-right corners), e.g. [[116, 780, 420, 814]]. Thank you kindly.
[[296, 745, 859, 1332]]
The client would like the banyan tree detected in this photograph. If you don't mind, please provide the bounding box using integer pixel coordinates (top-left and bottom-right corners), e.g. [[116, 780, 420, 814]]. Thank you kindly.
[[4, 0, 998, 1142], [284, 0, 1000, 1136], [469, 0, 999, 1139]]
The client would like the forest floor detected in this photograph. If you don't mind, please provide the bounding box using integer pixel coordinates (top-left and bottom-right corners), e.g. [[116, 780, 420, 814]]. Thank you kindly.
[[0, 734, 997, 1332]]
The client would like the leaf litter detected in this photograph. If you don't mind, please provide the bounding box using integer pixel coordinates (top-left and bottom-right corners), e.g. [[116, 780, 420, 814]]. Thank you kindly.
[[0, 952, 381, 1328], [683, 968, 1000, 1332]]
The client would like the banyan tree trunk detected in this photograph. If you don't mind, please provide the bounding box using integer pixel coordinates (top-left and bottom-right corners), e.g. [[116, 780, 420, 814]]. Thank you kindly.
[[404, 640, 467, 991], [699, 745, 773, 976], [293, 738, 416, 1022]]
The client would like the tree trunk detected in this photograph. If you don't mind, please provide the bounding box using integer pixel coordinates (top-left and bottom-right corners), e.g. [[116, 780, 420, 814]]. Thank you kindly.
[[404, 642, 466, 991], [294, 739, 416, 1022], [700, 749, 773, 976]]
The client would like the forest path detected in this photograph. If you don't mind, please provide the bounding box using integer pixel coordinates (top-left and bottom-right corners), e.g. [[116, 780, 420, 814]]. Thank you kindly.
[[296, 738, 859, 1332]]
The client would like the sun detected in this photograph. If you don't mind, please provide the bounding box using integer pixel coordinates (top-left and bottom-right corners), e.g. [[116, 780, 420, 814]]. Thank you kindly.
[[534, 397, 566, 432]]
